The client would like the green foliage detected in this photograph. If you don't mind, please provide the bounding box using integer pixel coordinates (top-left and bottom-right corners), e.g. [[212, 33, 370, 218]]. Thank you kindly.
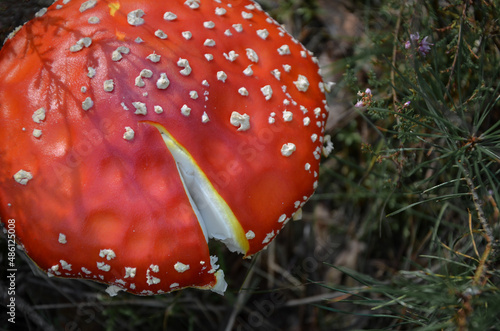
[[318, 0, 500, 329]]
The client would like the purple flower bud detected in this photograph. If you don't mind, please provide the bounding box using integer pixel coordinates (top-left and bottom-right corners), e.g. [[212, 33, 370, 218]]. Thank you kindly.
[[418, 36, 433, 56], [410, 33, 420, 43], [355, 100, 364, 108], [405, 32, 433, 56]]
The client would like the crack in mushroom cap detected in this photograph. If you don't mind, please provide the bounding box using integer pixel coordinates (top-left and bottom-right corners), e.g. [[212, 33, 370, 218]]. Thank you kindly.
[[0, 0, 328, 296]]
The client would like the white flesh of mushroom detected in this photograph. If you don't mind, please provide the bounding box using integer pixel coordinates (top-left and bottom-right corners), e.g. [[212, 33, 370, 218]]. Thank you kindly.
[[150, 124, 249, 255]]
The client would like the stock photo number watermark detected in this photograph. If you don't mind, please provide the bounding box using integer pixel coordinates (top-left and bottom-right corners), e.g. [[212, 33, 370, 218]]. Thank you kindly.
[[5, 218, 17, 323]]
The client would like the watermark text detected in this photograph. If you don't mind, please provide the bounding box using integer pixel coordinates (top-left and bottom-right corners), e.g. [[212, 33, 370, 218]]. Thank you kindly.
[[5, 218, 17, 323]]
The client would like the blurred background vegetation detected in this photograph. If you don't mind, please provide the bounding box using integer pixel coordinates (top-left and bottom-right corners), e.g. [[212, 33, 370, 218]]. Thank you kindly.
[[1, 0, 499, 330]]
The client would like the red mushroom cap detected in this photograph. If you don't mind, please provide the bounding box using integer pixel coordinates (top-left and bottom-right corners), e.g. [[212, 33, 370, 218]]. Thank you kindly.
[[0, 0, 328, 295]]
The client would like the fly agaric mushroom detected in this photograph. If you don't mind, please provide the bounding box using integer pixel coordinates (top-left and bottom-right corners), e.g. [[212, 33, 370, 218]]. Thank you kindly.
[[0, 0, 329, 296]]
